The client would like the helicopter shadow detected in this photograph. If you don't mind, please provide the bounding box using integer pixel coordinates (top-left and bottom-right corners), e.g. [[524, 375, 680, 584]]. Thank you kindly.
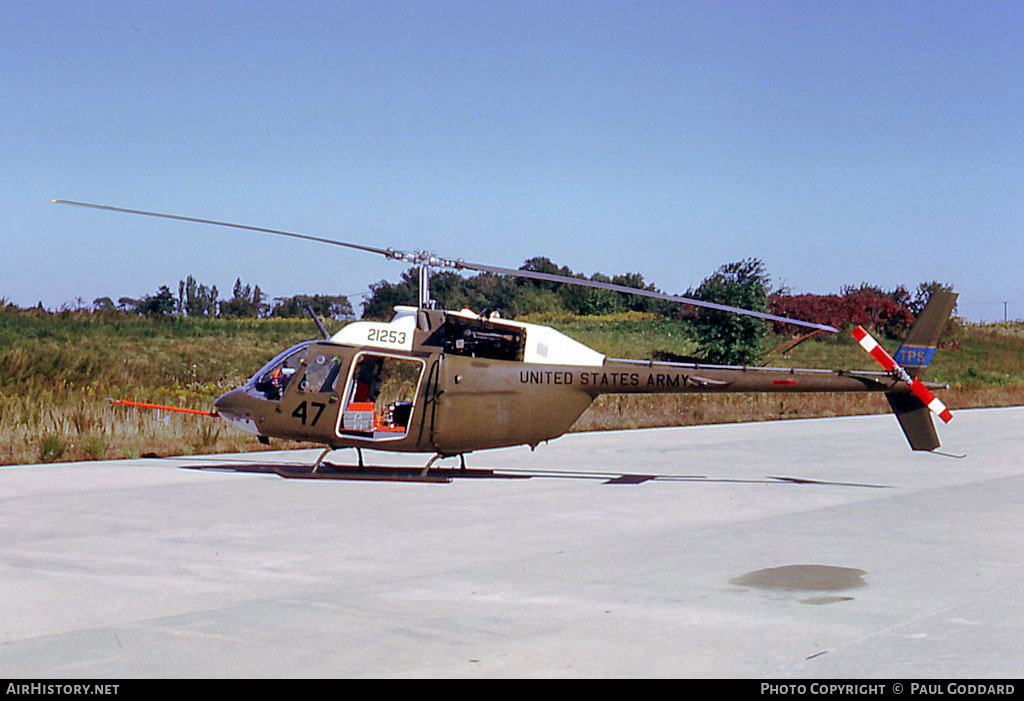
[[179, 459, 890, 488]]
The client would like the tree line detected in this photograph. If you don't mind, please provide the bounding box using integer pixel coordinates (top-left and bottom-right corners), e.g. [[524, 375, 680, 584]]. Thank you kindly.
[[8, 259, 953, 366], [361, 256, 674, 320], [90, 275, 355, 320], [45, 259, 952, 332], [362, 256, 951, 323], [360, 256, 954, 364]]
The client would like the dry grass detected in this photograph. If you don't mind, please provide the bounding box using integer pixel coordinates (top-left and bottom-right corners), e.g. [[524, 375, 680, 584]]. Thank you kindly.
[[0, 380, 325, 465], [0, 309, 326, 465]]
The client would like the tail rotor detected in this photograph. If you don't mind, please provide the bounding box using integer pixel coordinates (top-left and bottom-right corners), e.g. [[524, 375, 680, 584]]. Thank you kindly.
[[851, 291, 958, 451], [852, 325, 953, 424]]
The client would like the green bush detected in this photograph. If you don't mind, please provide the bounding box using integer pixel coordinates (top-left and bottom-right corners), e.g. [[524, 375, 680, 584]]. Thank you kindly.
[[690, 258, 770, 365], [38, 433, 66, 463]]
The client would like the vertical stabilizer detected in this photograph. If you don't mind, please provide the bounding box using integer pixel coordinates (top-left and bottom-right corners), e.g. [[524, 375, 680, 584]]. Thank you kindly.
[[894, 291, 958, 379]]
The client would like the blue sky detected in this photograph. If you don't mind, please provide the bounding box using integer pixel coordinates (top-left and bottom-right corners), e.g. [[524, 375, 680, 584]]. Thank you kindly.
[[3, 1, 1021, 320]]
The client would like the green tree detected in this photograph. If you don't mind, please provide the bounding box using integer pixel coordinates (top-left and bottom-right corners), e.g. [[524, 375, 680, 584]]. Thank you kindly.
[[219, 278, 265, 318], [840, 282, 913, 311], [690, 258, 771, 365], [463, 273, 530, 316], [272, 294, 355, 320], [611, 272, 662, 314], [910, 280, 957, 316], [178, 276, 219, 317], [362, 269, 522, 319], [137, 286, 176, 317], [358, 257, 678, 319], [117, 296, 141, 314], [92, 296, 116, 313], [519, 257, 574, 291], [362, 269, 419, 319], [559, 272, 626, 316]]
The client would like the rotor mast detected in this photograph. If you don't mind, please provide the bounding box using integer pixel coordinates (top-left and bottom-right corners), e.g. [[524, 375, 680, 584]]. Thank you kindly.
[[383, 248, 466, 310], [419, 263, 431, 309]]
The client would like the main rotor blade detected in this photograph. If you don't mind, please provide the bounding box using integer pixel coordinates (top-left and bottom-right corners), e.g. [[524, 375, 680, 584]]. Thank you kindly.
[[459, 260, 838, 333], [54, 198, 837, 332], [52, 200, 395, 258]]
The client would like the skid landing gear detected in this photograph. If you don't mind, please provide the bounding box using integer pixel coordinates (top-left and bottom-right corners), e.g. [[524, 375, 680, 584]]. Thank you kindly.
[[312, 447, 364, 473], [270, 450, 510, 484], [421, 452, 466, 477]]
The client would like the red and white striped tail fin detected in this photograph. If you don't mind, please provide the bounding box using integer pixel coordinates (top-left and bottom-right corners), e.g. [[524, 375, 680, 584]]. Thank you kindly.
[[852, 325, 953, 424]]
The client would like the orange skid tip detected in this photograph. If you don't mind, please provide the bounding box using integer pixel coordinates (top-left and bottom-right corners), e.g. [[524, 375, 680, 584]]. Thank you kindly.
[[109, 399, 218, 417]]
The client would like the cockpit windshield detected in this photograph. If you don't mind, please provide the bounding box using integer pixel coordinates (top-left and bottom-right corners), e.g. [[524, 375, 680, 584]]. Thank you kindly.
[[244, 341, 314, 401]]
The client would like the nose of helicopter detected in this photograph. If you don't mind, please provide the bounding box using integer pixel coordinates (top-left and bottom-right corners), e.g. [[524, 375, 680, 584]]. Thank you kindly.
[[214, 389, 261, 435], [214, 388, 238, 411]]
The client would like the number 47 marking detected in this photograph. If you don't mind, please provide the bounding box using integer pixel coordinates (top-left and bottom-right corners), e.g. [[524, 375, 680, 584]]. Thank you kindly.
[[291, 401, 326, 426]]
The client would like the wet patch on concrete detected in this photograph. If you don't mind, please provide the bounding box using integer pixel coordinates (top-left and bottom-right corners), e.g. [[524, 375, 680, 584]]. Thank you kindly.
[[731, 565, 867, 603]]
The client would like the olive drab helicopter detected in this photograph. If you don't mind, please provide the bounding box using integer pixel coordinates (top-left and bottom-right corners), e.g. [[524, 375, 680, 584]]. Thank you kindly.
[[55, 200, 959, 480]]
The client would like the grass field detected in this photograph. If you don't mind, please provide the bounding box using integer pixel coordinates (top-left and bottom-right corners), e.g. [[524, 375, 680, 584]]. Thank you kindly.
[[2, 307, 1021, 465]]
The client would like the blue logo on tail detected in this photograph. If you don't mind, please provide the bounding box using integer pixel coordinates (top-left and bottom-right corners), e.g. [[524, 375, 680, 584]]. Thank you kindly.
[[895, 345, 936, 368]]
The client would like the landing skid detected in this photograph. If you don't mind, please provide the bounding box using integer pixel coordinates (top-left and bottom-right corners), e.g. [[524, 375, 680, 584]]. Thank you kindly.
[[306, 448, 471, 482]]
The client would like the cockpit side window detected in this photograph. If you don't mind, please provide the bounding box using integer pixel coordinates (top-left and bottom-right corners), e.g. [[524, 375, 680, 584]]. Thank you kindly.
[[298, 352, 345, 394], [245, 342, 313, 401]]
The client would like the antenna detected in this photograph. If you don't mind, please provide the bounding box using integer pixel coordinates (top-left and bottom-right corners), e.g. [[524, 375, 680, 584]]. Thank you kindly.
[[303, 303, 331, 340]]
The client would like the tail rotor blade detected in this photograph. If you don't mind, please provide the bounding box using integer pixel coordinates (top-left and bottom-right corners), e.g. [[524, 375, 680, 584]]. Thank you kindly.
[[852, 325, 952, 423]]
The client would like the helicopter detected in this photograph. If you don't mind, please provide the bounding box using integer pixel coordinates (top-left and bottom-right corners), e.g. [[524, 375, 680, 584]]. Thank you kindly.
[[55, 200, 958, 479]]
